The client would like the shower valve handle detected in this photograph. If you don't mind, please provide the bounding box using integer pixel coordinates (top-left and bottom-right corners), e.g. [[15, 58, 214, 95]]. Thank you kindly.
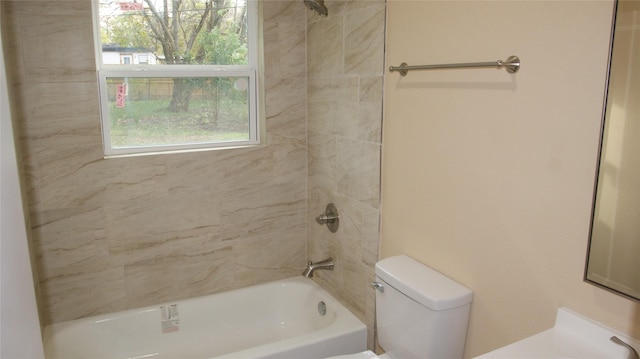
[[315, 203, 339, 233], [315, 213, 338, 224]]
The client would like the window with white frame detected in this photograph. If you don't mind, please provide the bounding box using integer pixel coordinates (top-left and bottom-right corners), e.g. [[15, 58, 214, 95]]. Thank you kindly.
[[94, 0, 260, 156]]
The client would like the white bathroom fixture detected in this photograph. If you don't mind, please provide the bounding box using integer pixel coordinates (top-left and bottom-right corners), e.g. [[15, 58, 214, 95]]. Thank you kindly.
[[329, 255, 473, 359], [44, 277, 366, 359], [473, 307, 640, 359]]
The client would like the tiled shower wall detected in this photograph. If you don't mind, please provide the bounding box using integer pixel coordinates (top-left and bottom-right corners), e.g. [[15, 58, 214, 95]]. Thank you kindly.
[[2, 0, 308, 325], [305, 0, 385, 348]]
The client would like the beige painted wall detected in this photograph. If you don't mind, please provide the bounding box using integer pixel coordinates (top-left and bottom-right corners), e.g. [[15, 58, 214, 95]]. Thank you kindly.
[[382, 0, 640, 357]]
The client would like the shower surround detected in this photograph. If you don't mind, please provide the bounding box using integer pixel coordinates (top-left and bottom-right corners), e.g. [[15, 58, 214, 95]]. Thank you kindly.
[[1, 0, 385, 346], [306, 0, 385, 347], [3, 0, 307, 324]]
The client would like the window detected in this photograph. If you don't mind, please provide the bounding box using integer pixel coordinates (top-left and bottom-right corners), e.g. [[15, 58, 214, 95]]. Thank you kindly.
[[93, 0, 261, 156], [137, 54, 148, 64]]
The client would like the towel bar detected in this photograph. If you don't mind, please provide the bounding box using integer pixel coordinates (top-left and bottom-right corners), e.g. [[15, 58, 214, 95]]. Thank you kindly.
[[389, 55, 520, 76]]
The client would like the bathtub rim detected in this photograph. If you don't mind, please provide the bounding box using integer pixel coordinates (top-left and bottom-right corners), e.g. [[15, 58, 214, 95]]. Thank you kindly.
[[43, 276, 368, 359]]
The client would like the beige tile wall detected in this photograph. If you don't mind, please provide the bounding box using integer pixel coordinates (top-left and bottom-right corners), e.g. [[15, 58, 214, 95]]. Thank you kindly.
[[2, 0, 386, 340], [2, 0, 308, 325], [305, 0, 385, 349]]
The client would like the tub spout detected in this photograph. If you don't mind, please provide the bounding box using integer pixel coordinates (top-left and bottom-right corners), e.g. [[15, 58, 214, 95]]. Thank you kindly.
[[302, 258, 334, 278]]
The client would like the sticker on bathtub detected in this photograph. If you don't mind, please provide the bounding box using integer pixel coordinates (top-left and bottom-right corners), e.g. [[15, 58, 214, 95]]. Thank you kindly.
[[160, 304, 180, 333]]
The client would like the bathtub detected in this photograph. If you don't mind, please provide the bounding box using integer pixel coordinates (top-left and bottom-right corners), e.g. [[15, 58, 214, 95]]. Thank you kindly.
[[43, 277, 367, 359]]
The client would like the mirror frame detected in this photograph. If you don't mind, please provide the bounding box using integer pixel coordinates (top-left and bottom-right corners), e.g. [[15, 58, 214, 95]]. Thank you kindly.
[[584, 0, 640, 302]]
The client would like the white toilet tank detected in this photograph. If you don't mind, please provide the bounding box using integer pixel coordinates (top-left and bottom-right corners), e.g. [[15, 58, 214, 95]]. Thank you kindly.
[[374, 255, 473, 359]]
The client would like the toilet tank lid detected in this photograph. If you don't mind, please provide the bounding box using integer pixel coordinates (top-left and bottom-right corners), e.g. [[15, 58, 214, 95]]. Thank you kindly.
[[375, 255, 473, 311]]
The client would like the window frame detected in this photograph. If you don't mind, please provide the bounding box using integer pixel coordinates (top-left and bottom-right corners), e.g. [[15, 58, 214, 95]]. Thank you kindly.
[[92, 0, 261, 157]]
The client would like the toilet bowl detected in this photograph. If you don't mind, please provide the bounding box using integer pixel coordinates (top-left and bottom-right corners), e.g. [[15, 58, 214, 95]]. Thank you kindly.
[[327, 255, 473, 359]]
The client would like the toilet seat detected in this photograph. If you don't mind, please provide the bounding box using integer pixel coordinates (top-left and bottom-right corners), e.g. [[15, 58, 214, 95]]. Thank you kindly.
[[325, 350, 385, 359]]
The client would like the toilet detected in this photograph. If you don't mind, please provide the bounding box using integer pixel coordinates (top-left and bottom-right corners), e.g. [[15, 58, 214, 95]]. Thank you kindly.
[[329, 255, 473, 359]]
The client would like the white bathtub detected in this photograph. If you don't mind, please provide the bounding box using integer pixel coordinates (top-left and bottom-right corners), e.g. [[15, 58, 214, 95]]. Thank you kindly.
[[43, 277, 367, 359]]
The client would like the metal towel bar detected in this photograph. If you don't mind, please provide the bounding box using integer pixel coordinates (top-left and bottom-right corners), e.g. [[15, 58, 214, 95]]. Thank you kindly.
[[389, 55, 520, 76]]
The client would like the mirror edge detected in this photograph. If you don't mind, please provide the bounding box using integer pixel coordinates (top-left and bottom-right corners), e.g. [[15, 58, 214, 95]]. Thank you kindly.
[[583, 0, 640, 303]]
